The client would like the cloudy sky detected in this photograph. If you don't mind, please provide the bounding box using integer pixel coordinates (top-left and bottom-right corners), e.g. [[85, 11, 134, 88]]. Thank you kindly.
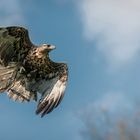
[[0, 0, 140, 140]]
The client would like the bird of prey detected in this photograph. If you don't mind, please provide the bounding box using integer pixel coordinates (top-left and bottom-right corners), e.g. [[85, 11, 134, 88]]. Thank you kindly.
[[0, 26, 68, 117]]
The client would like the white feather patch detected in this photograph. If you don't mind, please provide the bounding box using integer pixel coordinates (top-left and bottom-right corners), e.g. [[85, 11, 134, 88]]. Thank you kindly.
[[36, 75, 68, 117]]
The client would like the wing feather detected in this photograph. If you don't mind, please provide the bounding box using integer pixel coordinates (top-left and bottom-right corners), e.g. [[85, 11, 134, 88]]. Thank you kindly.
[[35, 72, 68, 117], [0, 62, 17, 92], [0, 63, 37, 102], [0, 26, 32, 66], [0, 26, 37, 102]]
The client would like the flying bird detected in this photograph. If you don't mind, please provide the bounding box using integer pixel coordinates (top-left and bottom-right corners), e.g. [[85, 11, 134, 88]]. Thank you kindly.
[[0, 26, 68, 117]]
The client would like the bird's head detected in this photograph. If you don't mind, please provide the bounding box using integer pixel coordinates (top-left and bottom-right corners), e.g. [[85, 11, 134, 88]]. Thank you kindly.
[[36, 44, 56, 58], [40, 44, 56, 52]]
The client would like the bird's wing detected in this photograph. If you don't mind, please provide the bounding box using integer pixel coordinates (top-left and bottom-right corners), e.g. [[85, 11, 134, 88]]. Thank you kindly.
[[0, 26, 35, 101], [35, 65, 68, 117], [0, 26, 32, 66], [0, 62, 37, 102]]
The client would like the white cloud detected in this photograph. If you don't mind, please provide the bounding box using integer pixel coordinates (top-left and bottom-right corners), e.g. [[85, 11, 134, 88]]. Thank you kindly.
[[0, 0, 24, 25], [78, 0, 140, 67]]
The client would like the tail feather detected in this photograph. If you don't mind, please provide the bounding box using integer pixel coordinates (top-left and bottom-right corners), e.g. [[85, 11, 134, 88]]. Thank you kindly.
[[7, 88, 30, 102], [0, 62, 37, 102], [7, 78, 37, 102]]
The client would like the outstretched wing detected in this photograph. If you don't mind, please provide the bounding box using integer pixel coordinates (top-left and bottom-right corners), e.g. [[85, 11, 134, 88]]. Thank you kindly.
[[0, 26, 32, 66], [35, 64, 68, 117], [0, 26, 35, 101]]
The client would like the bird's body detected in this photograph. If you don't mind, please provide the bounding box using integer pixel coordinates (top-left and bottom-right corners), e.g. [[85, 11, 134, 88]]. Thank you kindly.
[[0, 26, 68, 117]]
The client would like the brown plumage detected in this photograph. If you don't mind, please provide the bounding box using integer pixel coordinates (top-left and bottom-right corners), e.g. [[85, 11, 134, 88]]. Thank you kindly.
[[0, 26, 68, 117]]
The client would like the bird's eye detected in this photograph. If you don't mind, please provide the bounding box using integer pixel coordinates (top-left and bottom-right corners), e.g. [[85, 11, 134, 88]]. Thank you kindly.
[[47, 44, 51, 47]]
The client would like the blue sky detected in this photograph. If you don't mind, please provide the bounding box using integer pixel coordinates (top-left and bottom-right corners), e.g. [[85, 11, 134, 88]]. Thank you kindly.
[[0, 0, 140, 140]]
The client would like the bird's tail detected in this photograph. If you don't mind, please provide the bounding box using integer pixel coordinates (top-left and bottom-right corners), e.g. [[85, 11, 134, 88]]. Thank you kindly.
[[7, 79, 37, 102]]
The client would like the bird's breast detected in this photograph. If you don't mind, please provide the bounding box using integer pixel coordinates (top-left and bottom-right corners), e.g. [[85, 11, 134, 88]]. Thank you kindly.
[[23, 53, 57, 79]]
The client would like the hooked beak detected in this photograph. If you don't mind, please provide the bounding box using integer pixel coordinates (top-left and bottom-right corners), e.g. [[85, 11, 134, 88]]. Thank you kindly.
[[43, 44, 56, 50], [49, 45, 56, 50]]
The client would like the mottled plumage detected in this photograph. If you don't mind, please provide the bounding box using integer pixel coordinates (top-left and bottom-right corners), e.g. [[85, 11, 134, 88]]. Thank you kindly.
[[0, 26, 68, 117]]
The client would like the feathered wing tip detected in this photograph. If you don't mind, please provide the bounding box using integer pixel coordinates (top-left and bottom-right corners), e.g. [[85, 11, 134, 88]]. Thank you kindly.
[[36, 74, 68, 117]]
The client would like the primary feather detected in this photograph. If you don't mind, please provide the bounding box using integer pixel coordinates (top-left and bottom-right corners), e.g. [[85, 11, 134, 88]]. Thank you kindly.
[[0, 26, 68, 117]]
